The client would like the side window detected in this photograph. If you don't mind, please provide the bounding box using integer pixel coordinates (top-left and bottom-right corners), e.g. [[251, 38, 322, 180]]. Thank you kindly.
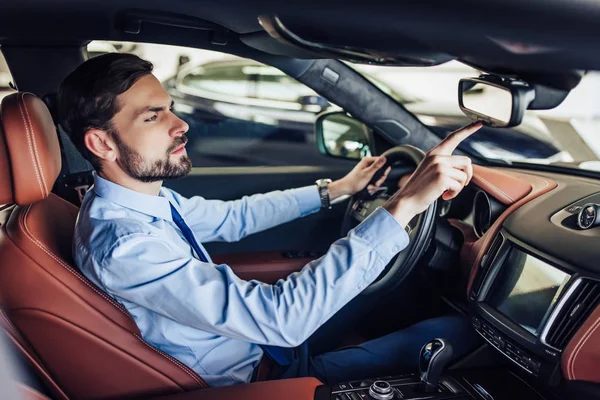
[[179, 64, 251, 98], [88, 41, 344, 168], [0, 51, 16, 101]]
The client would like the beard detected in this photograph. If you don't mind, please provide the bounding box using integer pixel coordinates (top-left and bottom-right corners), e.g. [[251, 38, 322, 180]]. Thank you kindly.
[[111, 130, 192, 183]]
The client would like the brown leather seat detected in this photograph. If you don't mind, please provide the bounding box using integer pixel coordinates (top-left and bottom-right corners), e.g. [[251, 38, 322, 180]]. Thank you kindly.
[[0, 92, 208, 399]]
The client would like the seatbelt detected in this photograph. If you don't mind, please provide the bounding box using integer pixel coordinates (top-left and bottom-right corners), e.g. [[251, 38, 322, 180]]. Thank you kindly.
[[0, 311, 69, 400], [53, 125, 95, 206], [42, 93, 95, 206]]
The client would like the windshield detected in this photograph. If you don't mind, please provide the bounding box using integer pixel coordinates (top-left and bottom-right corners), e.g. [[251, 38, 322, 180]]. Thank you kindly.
[[352, 61, 600, 172]]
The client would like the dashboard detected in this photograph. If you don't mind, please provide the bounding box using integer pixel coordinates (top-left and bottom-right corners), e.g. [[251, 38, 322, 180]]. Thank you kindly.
[[451, 165, 600, 388]]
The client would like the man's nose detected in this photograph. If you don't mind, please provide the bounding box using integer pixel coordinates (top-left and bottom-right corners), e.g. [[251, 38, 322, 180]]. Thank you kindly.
[[170, 114, 189, 137]]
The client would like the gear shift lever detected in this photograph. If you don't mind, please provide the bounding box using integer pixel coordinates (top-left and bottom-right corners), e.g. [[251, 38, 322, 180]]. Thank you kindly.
[[419, 338, 453, 392]]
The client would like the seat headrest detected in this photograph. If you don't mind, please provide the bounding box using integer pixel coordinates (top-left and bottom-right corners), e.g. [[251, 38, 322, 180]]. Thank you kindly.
[[0, 92, 61, 205]]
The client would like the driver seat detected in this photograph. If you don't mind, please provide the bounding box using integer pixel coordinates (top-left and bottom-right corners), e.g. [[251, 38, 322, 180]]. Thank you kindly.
[[0, 92, 208, 399]]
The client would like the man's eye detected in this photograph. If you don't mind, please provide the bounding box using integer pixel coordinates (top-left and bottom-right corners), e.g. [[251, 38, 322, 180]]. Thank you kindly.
[[145, 114, 158, 122]]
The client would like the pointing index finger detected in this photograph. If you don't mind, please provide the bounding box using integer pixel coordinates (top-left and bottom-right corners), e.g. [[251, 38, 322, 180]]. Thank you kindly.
[[433, 121, 483, 155]]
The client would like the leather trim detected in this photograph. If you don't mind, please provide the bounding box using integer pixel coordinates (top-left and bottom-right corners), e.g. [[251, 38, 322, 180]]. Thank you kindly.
[[562, 304, 600, 383], [463, 167, 557, 295], [448, 219, 479, 273], [212, 252, 315, 283], [149, 378, 323, 400], [1, 310, 69, 400], [471, 165, 532, 205], [0, 93, 61, 205]]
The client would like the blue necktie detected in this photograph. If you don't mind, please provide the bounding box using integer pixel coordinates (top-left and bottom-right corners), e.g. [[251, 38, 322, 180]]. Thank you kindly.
[[169, 203, 291, 366], [170, 204, 209, 263]]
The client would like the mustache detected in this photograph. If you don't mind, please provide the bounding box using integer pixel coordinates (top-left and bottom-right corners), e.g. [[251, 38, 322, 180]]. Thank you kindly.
[[167, 136, 188, 153]]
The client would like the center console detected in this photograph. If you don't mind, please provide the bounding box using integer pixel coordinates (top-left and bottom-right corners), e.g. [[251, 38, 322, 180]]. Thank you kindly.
[[468, 230, 599, 383], [330, 373, 470, 400], [326, 226, 597, 400]]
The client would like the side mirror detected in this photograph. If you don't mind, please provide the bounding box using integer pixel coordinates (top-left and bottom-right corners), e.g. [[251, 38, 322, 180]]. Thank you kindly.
[[315, 111, 373, 160], [458, 76, 535, 128]]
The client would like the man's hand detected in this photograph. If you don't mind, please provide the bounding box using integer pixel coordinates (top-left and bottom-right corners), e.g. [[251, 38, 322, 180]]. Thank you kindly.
[[384, 122, 483, 227], [328, 156, 391, 201]]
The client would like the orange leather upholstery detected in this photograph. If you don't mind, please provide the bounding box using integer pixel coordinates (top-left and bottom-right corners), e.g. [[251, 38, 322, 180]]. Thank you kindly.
[[213, 252, 316, 283], [0, 93, 209, 399], [0, 93, 61, 205], [562, 304, 600, 383]]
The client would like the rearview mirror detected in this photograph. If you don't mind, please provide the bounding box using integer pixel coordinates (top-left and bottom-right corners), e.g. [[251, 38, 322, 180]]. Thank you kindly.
[[459, 76, 535, 128], [315, 111, 373, 160]]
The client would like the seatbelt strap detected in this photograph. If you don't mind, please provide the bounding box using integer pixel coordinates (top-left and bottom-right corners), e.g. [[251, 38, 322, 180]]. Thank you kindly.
[[0, 311, 69, 400], [54, 125, 94, 206]]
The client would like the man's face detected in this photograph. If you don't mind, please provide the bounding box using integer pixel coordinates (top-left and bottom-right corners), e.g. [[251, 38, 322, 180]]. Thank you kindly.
[[108, 74, 191, 182]]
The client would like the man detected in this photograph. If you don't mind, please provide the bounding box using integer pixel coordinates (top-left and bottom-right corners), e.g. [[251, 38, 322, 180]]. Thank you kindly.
[[59, 53, 481, 387]]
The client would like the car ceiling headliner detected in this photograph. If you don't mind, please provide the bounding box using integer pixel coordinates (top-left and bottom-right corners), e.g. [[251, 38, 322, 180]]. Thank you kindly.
[[1, 0, 599, 89]]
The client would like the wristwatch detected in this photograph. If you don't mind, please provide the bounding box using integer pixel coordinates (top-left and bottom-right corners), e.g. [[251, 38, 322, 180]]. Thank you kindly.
[[315, 178, 332, 209]]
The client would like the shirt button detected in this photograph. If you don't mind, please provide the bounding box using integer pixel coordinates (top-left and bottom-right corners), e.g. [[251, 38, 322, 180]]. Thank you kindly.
[[393, 246, 400, 253]]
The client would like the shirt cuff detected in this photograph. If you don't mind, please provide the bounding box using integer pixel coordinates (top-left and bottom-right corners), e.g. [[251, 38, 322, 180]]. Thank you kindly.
[[291, 185, 322, 217], [354, 207, 410, 263]]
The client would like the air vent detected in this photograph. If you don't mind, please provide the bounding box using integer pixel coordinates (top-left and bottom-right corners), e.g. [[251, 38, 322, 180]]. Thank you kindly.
[[544, 279, 600, 350], [471, 234, 504, 299]]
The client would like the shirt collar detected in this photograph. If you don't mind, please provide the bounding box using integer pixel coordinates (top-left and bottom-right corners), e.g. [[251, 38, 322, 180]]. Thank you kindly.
[[93, 174, 175, 222]]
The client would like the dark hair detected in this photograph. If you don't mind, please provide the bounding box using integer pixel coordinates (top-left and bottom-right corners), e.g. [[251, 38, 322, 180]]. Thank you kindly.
[[58, 53, 153, 171]]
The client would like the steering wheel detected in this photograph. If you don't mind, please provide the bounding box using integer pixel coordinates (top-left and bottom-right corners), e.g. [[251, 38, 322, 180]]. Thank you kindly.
[[341, 145, 438, 296]]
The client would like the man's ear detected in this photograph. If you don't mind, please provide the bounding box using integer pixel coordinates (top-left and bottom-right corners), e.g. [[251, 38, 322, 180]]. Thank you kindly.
[[84, 129, 117, 163]]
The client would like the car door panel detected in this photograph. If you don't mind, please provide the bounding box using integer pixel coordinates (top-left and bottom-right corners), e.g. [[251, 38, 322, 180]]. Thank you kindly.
[[212, 252, 317, 283]]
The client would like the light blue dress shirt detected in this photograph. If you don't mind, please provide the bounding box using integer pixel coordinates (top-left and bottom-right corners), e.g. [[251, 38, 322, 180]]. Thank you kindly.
[[74, 174, 409, 387]]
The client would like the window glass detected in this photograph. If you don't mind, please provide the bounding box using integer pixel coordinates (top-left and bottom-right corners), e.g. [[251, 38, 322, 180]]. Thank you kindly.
[[0, 51, 16, 101], [180, 64, 251, 98], [253, 66, 315, 102], [351, 60, 600, 172]]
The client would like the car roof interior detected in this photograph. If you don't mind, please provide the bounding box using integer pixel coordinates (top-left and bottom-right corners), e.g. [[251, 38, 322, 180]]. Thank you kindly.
[[0, 0, 597, 92]]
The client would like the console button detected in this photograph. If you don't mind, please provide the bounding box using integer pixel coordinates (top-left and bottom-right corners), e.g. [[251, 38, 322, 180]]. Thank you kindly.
[[515, 347, 524, 357], [332, 383, 351, 392], [350, 380, 371, 388], [529, 359, 541, 374], [356, 391, 369, 399], [567, 205, 583, 213], [496, 336, 506, 349], [348, 392, 362, 400]]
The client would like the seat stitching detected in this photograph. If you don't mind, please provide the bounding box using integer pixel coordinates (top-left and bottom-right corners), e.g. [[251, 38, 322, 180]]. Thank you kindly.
[[568, 313, 600, 379], [19, 204, 130, 318], [16, 94, 45, 198], [19, 204, 207, 388], [133, 333, 207, 388], [22, 93, 49, 196]]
